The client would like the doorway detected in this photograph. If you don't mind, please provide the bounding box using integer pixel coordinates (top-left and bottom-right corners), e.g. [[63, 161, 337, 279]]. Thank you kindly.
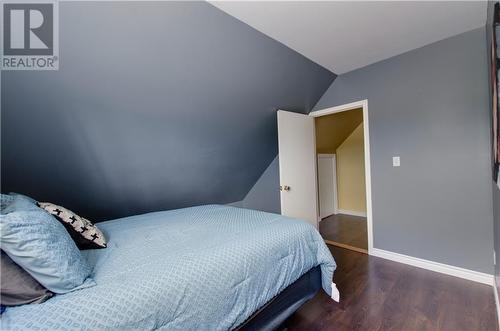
[[314, 107, 367, 253], [277, 100, 373, 254]]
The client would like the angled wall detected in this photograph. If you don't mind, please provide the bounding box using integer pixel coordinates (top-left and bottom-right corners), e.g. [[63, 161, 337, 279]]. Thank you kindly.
[[1, 1, 335, 221], [237, 156, 281, 214], [314, 27, 494, 274]]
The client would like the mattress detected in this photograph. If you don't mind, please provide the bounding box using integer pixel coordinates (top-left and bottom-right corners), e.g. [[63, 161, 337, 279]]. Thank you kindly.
[[1, 205, 336, 330]]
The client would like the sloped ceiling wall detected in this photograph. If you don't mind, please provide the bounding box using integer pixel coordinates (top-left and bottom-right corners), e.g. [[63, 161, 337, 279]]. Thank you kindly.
[[1, 1, 335, 221], [315, 108, 363, 153]]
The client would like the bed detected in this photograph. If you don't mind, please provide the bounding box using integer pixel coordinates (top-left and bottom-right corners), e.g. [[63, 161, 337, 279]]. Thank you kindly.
[[1, 205, 337, 330]]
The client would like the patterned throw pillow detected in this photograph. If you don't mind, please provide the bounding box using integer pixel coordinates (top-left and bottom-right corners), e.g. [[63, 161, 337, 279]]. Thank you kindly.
[[37, 202, 107, 249]]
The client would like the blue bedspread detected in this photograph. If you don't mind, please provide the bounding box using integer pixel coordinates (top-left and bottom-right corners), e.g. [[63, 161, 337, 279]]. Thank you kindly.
[[2, 205, 336, 330]]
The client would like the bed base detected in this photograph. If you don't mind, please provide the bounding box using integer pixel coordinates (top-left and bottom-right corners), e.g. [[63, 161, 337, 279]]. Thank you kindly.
[[235, 266, 321, 331]]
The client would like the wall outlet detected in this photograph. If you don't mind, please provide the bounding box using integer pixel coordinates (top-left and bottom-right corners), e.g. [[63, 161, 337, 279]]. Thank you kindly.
[[392, 156, 400, 167]]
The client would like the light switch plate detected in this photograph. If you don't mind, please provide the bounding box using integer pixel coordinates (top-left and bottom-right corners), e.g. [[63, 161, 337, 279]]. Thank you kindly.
[[392, 156, 400, 167]]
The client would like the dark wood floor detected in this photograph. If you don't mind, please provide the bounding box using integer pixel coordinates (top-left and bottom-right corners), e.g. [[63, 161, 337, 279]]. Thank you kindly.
[[286, 246, 498, 331], [319, 214, 368, 250]]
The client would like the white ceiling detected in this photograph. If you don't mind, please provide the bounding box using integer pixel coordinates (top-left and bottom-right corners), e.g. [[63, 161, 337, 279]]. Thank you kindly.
[[210, 1, 487, 74]]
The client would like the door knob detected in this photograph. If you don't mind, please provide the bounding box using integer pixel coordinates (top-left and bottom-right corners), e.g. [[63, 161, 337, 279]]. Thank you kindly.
[[280, 185, 291, 192]]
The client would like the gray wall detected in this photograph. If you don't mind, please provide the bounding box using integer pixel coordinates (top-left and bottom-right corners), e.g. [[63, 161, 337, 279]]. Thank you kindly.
[[238, 156, 281, 214], [1, 1, 335, 221], [314, 27, 494, 273]]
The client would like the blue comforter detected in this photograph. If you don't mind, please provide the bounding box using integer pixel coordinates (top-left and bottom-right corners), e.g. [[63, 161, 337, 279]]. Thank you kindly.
[[2, 205, 336, 330]]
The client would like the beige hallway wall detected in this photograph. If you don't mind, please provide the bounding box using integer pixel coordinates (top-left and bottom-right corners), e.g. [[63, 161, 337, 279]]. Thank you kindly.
[[336, 123, 366, 213]]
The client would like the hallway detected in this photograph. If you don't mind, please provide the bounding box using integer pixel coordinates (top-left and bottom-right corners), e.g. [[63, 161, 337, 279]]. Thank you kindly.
[[319, 214, 367, 251]]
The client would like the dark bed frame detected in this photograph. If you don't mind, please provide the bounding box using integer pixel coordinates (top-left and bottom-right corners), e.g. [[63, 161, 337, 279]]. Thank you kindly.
[[234, 266, 322, 331]]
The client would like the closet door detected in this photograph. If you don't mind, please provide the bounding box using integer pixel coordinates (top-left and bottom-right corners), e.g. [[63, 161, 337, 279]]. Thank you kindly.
[[318, 154, 337, 219]]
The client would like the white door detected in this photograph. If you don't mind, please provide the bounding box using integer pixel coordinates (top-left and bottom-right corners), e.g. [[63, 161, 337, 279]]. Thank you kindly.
[[317, 154, 337, 219], [277, 110, 319, 228]]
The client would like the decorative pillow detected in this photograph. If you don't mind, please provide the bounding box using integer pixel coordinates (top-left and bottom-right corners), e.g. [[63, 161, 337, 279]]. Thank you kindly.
[[1, 251, 53, 306], [0, 194, 95, 294], [37, 202, 107, 249]]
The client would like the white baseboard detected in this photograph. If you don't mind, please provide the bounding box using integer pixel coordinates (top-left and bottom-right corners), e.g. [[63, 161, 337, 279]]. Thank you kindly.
[[370, 248, 494, 285], [494, 278, 500, 330], [337, 209, 367, 217]]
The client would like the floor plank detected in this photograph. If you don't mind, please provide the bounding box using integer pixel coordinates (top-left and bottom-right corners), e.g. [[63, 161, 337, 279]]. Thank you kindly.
[[319, 214, 368, 250], [286, 246, 498, 331]]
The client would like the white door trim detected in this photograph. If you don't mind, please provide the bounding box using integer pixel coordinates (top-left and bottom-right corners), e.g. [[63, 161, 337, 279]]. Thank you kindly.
[[309, 99, 374, 254]]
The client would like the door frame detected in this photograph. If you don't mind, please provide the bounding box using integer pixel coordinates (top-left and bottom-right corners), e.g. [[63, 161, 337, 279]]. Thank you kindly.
[[309, 99, 374, 254], [317, 153, 338, 218]]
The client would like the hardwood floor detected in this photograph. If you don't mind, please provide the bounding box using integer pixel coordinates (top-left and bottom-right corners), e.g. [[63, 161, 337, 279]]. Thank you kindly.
[[286, 246, 498, 331], [319, 214, 368, 250]]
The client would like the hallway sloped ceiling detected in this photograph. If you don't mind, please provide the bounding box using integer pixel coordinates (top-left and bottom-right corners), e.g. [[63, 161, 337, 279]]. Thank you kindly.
[[315, 109, 363, 154], [1, 1, 335, 221]]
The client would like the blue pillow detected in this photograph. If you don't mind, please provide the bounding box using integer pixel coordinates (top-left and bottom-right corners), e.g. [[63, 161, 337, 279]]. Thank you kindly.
[[1, 193, 37, 214], [0, 194, 95, 293]]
